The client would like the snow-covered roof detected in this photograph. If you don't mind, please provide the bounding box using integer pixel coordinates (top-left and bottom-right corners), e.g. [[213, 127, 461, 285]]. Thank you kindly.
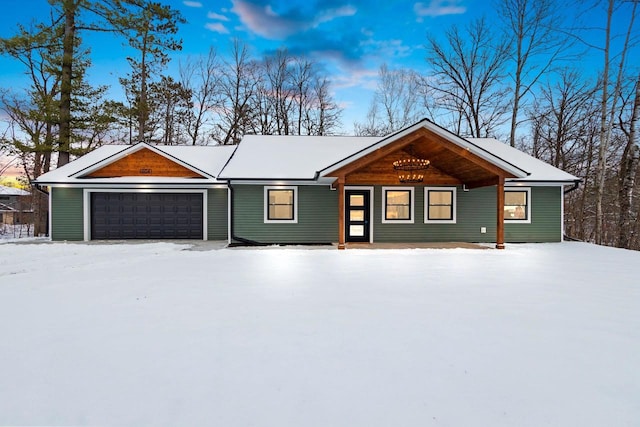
[[220, 121, 578, 183], [35, 145, 125, 184], [0, 185, 30, 196], [218, 135, 380, 180], [35, 144, 236, 185], [34, 123, 579, 186], [470, 138, 579, 183]]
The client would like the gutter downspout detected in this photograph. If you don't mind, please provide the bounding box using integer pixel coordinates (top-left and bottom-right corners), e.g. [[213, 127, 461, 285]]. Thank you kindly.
[[563, 180, 582, 241], [564, 180, 580, 194], [227, 181, 266, 246]]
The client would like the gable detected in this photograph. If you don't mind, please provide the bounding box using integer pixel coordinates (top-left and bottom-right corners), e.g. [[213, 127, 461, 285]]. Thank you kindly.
[[324, 124, 523, 188], [83, 147, 205, 178], [343, 150, 461, 185]]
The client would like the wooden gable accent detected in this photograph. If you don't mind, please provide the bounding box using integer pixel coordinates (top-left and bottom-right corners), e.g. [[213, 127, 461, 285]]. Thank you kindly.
[[327, 127, 517, 187], [344, 151, 461, 185], [85, 148, 204, 178]]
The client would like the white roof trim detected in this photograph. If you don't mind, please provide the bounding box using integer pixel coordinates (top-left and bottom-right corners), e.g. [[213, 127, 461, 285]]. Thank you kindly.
[[43, 182, 228, 189], [70, 142, 215, 179], [319, 119, 530, 179]]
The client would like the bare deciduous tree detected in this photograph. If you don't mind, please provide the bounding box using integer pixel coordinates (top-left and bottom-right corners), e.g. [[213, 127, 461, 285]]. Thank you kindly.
[[424, 18, 511, 138], [594, 0, 637, 244], [179, 47, 220, 145], [305, 77, 342, 136], [354, 64, 422, 136], [617, 75, 640, 249], [216, 39, 260, 145], [499, 0, 568, 147]]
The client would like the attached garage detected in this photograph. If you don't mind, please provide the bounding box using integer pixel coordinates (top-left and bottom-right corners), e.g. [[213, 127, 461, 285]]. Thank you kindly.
[[90, 192, 203, 239]]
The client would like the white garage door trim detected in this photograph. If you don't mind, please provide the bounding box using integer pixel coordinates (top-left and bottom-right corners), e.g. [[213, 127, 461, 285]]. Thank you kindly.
[[83, 188, 208, 241]]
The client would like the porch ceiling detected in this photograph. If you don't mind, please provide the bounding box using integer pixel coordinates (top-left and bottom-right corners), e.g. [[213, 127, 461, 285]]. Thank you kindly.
[[326, 127, 518, 188]]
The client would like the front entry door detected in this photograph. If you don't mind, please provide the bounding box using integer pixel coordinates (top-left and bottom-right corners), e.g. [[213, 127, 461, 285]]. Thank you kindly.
[[345, 190, 370, 242]]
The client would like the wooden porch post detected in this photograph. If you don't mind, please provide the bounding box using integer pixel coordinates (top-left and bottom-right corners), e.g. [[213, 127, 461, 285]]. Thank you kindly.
[[496, 176, 505, 249], [337, 180, 345, 249]]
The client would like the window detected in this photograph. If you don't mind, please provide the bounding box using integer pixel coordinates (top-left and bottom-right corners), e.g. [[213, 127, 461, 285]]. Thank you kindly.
[[504, 188, 531, 223], [425, 187, 456, 223], [264, 186, 297, 223], [382, 187, 414, 223]]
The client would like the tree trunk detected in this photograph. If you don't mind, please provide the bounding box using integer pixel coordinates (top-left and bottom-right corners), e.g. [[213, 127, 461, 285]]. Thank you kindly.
[[617, 76, 640, 248], [138, 30, 149, 142], [595, 0, 636, 245], [58, 0, 76, 167]]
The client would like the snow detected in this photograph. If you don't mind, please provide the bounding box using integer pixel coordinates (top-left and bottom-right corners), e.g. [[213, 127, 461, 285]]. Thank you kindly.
[[36, 144, 237, 184], [219, 135, 380, 180], [1, 241, 638, 426], [471, 138, 579, 183], [0, 185, 30, 196], [0, 224, 35, 240], [35, 145, 126, 183]]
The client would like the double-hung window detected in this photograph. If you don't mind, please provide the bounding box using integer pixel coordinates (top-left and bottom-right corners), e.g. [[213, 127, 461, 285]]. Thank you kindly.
[[382, 187, 414, 223], [504, 188, 531, 223], [264, 186, 297, 223], [424, 187, 456, 223]]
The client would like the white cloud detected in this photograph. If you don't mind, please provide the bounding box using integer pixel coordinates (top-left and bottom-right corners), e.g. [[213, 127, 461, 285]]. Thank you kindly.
[[207, 11, 230, 21], [361, 38, 413, 59], [183, 1, 203, 7], [332, 68, 378, 90], [205, 22, 230, 34], [414, 0, 466, 19], [314, 5, 357, 27], [231, 0, 357, 40]]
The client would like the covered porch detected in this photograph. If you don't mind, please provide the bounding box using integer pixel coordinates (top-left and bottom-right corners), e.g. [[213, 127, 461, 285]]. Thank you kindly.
[[320, 122, 527, 249]]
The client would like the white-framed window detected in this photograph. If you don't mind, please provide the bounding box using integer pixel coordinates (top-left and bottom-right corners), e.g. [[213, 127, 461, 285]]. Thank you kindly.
[[382, 187, 414, 224], [504, 187, 531, 223], [264, 186, 298, 223], [424, 187, 456, 223]]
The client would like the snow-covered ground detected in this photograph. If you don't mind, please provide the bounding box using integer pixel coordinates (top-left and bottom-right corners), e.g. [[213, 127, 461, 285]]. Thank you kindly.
[[0, 241, 638, 426], [0, 224, 34, 240]]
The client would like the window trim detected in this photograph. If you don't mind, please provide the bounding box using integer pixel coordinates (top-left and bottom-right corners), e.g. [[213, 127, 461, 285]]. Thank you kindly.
[[424, 187, 457, 224], [381, 186, 414, 224], [504, 187, 531, 224], [264, 186, 298, 224]]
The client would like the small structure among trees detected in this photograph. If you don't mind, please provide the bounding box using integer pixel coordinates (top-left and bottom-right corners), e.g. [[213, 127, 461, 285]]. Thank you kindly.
[[0, 184, 33, 237]]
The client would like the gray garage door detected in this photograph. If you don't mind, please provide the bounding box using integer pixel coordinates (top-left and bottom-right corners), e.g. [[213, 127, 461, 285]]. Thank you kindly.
[[91, 192, 203, 239]]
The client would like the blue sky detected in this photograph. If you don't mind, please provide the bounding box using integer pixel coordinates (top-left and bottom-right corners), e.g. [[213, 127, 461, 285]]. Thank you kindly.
[[0, 0, 637, 134]]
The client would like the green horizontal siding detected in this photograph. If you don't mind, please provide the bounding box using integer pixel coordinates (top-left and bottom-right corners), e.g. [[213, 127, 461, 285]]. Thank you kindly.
[[232, 185, 338, 244], [207, 188, 228, 240], [373, 185, 562, 243], [51, 187, 84, 241], [505, 186, 562, 242], [51, 184, 561, 244]]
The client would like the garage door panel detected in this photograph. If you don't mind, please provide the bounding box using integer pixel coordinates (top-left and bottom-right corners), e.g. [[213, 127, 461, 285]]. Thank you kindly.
[[91, 192, 203, 239]]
